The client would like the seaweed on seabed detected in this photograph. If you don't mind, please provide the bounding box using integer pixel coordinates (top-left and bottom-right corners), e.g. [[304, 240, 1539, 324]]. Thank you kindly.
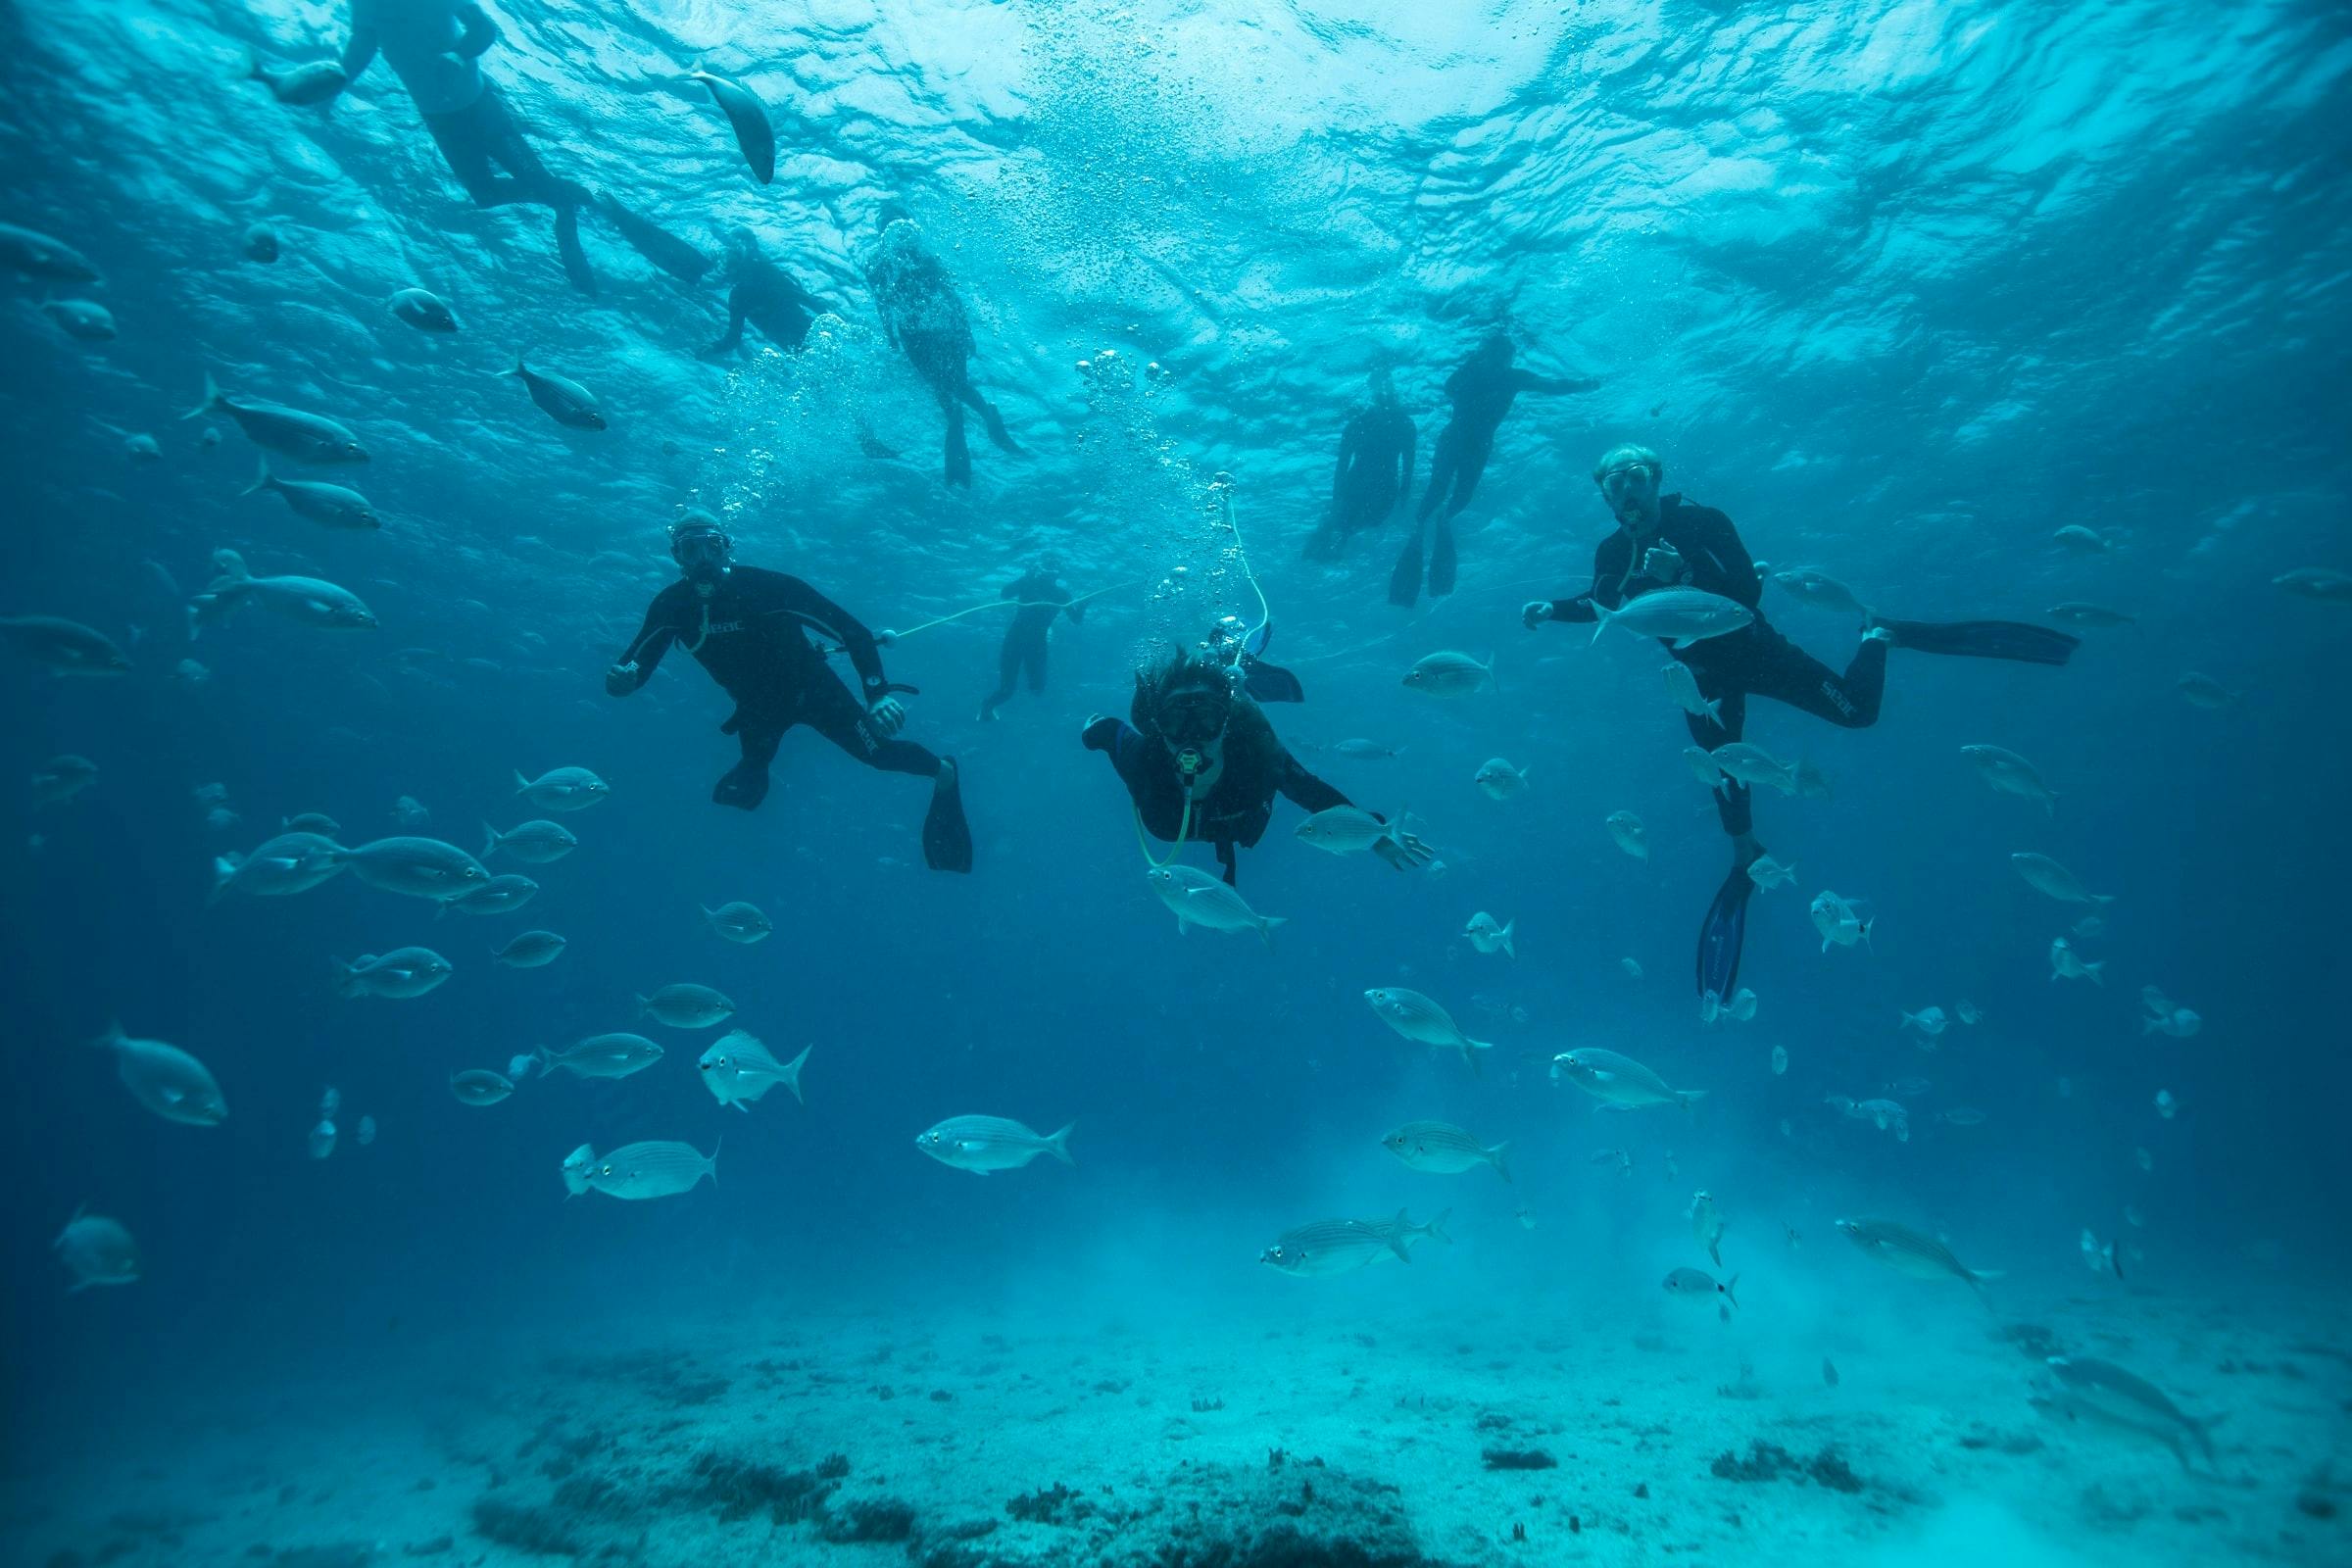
[[819, 1496, 919, 1543], [686, 1449, 844, 1524], [1005, 1482, 1094, 1525], [1707, 1442, 1866, 1494], [470, 1496, 587, 1557], [1480, 1448, 1558, 1471]]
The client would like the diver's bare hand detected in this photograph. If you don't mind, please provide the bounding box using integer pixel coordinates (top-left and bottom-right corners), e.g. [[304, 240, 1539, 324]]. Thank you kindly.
[[867, 696, 907, 737], [1375, 831, 1436, 871], [1521, 600, 1552, 630], [605, 662, 640, 697]]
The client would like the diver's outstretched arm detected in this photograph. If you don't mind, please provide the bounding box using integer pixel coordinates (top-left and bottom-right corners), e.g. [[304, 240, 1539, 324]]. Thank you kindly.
[[454, 4, 501, 57], [699, 303, 747, 361]]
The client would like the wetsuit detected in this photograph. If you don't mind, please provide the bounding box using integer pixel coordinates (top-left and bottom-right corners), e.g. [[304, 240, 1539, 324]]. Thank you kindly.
[[1394, 345, 1593, 603], [703, 252, 828, 358], [980, 569, 1081, 719], [1082, 701, 1349, 884], [1544, 494, 1880, 838], [1308, 401, 1414, 559], [613, 565, 938, 809], [865, 221, 1014, 487]]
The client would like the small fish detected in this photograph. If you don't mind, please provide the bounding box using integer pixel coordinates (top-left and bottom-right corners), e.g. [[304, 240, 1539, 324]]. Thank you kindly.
[[1473, 758, 1529, 800], [174, 657, 212, 684], [242, 222, 279, 263], [1402, 651, 1497, 696], [1604, 809, 1648, 860], [1809, 891, 1874, 953], [2154, 1089, 2178, 1119], [493, 930, 567, 968], [308, 1118, 337, 1159], [699, 1029, 809, 1112], [1853, 1099, 1912, 1142], [239, 461, 376, 529], [1710, 742, 1801, 795], [0, 614, 133, 675], [1363, 988, 1492, 1072], [54, 1206, 140, 1291], [242, 52, 348, 106], [1886, 1076, 1933, 1099], [1955, 1000, 1983, 1025], [1823, 1358, 1840, 1388], [2175, 672, 2238, 710], [2134, 1146, 2152, 1171], [1294, 805, 1403, 856], [1938, 1107, 1986, 1127], [1769, 1045, 1788, 1076], [916, 1115, 1075, 1174], [332, 836, 487, 898], [187, 552, 375, 632], [1551, 1048, 1704, 1111], [2048, 937, 2105, 985], [1771, 567, 1871, 618], [2051, 524, 2110, 555], [32, 755, 98, 807], [1662, 1267, 1738, 1309], [2047, 602, 2134, 627], [1660, 662, 1723, 726], [2072, 914, 2108, 938], [1690, 1190, 1726, 1267], [1961, 745, 2057, 813], [561, 1144, 596, 1197], [1463, 911, 1516, 957], [702, 901, 772, 943], [584, 1140, 719, 1200], [356, 1114, 375, 1146], [2081, 1228, 2124, 1279], [41, 298, 116, 341], [1591, 1148, 1634, 1176], [1515, 1205, 1537, 1230], [2273, 567, 2352, 603], [502, 356, 607, 430], [1333, 739, 1400, 760], [437, 873, 538, 917], [449, 1070, 514, 1106], [2124, 1204, 2144, 1228], [333, 948, 453, 1001], [182, 374, 368, 463], [1723, 987, 1757, 1023], [480, 819, 578, 863], [1900, 1005, 1949, 1038], [389, 287, 459, 333], [1259, 1210, 1449, 1275], [89, 1023, 227, 1126], [684, 68, 776, 184], [318, 1086, 341, 1118], [1620, 956, 1643, 980], [1381, 1121, 1510, 1182], [637, 983, 736, 1030], [2143, 1004, 2202, 1039], [123, 432, 162, 463], [1681, 746, 1724, 787], [514, 766, 610, 809], [1148, 864, 1286, 947], [0, 221, 100, 281], [1835, 1218, 2000, 1300], [2003, 859, 2117, 906], [211, 831, 348, 901], [536, 1033, 663, 1080], [1745, 855, 1797, 890], [1589, 588, 1753, 649], [2038, 1356, 2220, 1473], [281, 812, 340, 835]]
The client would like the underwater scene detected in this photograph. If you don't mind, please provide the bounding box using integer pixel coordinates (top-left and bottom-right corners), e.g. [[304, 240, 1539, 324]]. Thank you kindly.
[[4, 1, 2349, 1565]]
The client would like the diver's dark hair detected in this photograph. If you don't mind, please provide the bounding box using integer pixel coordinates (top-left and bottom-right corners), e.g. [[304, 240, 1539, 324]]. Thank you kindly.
[[1130, 649, 1275, 773]]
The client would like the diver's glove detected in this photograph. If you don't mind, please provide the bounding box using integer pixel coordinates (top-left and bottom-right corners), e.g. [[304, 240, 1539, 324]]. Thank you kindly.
[[604, 661, 641, 697], [867, 696, 907, 737], [1521, 601, 1552, 630]]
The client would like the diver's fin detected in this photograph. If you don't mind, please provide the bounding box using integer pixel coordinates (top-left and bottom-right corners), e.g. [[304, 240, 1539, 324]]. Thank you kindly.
[[1696, 863, 1754, 998], [1428, 518, 1457, 597], [1388, 520, 1425, 607], [922, 760, 973, 873], [1244, 661, 1305, 704], [1876, 617, 2081, 665]]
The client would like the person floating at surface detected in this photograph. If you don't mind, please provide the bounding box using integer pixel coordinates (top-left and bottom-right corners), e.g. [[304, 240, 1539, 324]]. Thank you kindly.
[[699, 228, 831, 360], [977, 560, 1082, 722], [1392, 332, 1598, 606], [1202, 613, 1303, 705], [864, 209, 1018, 487], [331, 1, 691, 296], [1081, 651, 1430, 885], [1521, 443, 2078, 997], [1306, 367, 1414, 561], [606, 513, 971, 872]]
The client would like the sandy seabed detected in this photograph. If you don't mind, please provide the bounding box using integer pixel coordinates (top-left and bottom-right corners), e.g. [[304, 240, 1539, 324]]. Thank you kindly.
[[9, 1280, 2346, 1568]]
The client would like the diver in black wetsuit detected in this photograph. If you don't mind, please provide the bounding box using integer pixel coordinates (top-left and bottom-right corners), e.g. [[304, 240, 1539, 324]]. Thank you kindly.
[[700, 228, 830, 360], [978, 563, 1082, 721], [606, 514, 971, 871], [1392, 332, 1598, 605], [864, 212, 1017, 487], [1081, 652, 1430, 885], [1522, 443, 2077, 995], [1307, 368, 1415, 561], [330, 0, 694, 297]]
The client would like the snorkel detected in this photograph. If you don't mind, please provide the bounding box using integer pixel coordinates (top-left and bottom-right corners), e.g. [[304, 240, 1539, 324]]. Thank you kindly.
[[1592, 443, 1663, 600]]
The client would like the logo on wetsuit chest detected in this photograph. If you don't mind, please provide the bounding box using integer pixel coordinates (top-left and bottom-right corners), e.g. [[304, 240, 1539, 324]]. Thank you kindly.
[[704, 618, 745, 636]]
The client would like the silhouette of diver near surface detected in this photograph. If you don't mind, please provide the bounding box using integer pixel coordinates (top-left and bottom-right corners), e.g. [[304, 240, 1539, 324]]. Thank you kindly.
[[605, 514, 972, 872], [1391, 332, 1598, 605], [700, 228, 831, 359], [977, 564, 1082, 721], [1307, 368, 1415, 562], [864, 212, 1018, 487], [332, 0, 695, 296]]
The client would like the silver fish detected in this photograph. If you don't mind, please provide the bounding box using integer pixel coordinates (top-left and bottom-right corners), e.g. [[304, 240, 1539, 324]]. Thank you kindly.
[[2012, 852, 2113, 905], [54, 1206, 140, 1291], [637, 983, 736, 1029], [1402, 651, 1497, 696], [1661, 662, 1722, 726], [1835, 1218, 1999, 1299], [685, 69, 776, 183], [188, 553, 375, 631], [537, 1033, 663, 1080], [1551, 1047, 1704, 1110], [1363, 988, 1491, 1071], [2274, 567, 2352, 603], [1809, 891, 1874, 952], [1259, 1209, 1449, 1275], [480, 819, 578, 863], [493, 930, 567, 967], [1745, 855, 1797, 890], [1690, 1190, 1726, 1267], [242, 53, 348, 105], [1961, 745, 2056, 814], [42, 298, 115, 340], [333, 836, 489, 898], [389, 287, 460, 333], [1681, 746, 1724, 786], [1711, 742, 1800, 795], [333, 947, 452, 1001], [699, 1030, 809, 1112], [89, 1024, 227, 1126], [183, 374, 367, 463], [2040, 1356, 2220, 1472], [1381, 1121, 1510, 1182], [2051, 524, 2110, 555], [503, 356, 607, 430], [1294, 805, 1399, 856], [1900, 1005, 1949, 1037], [449, 1070, 514, 1106], [1604, 809, 1648, 860], [0, 220, 100, 281], [1662, 1266, 1737, 1308], [561, 1143, 596, 1196], [1589, 588, 1752, 649], [513, 766, 610, 809], [2048, 936, 2105, 985], [915, 1115, 1075, 1174], [438, 873, 538, 916], [2174, 672, 2238, 709], [240, 460, 377, 529], [32, 754, 98, 806], [1149, 864, 1286, 946], [584, 1140, 718, 1200], [1771, 567, 1871, 618], [1473, 758, 1529, 799], [702, 901, 772, 943], [0, 614, 132, 674], [1463, 911, 1515, 957]]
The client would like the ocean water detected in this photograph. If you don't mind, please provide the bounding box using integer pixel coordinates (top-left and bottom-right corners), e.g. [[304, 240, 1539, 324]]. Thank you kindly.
[[4, 2, 2349, 1565]]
